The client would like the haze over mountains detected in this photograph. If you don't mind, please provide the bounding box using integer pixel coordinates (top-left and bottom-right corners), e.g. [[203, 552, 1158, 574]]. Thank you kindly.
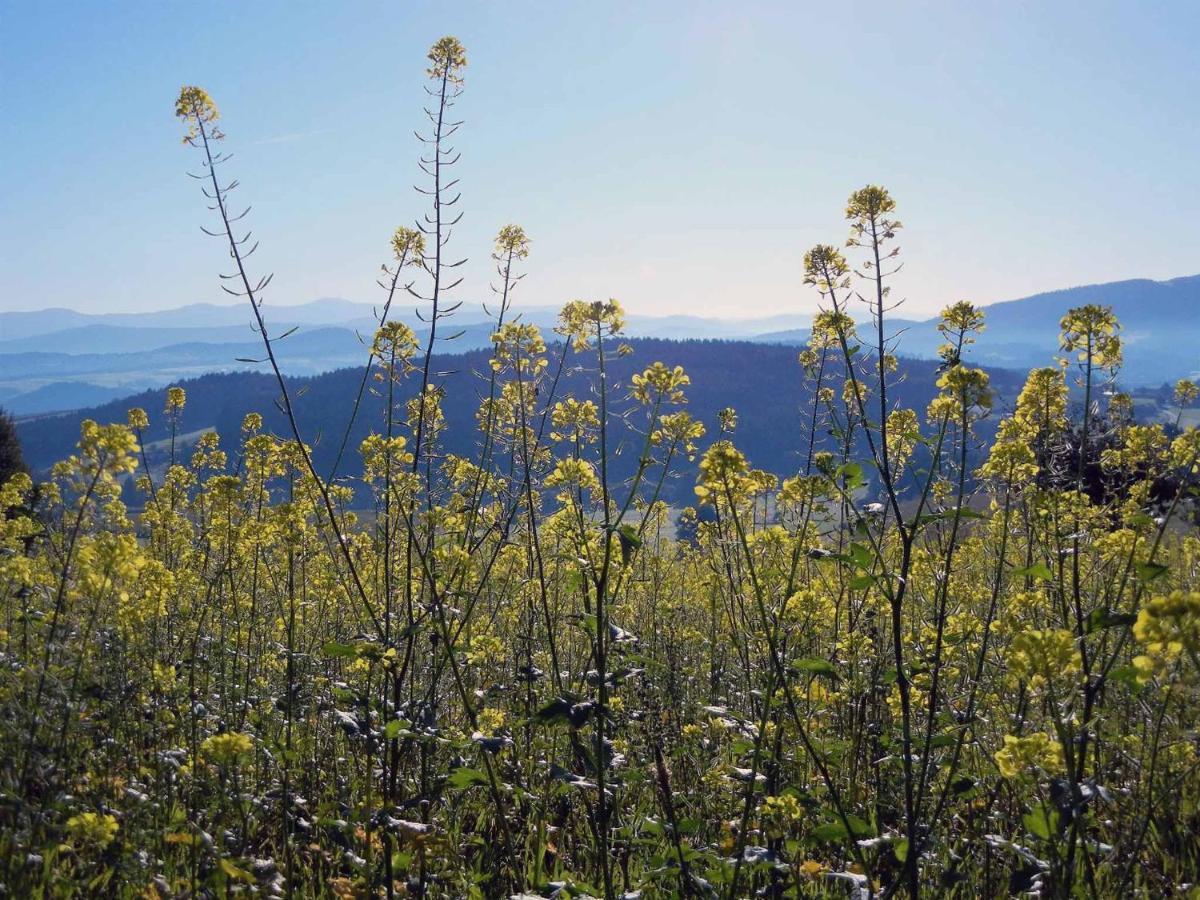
[[0, 299, 814, 416], [1, 274, 1196, 418]]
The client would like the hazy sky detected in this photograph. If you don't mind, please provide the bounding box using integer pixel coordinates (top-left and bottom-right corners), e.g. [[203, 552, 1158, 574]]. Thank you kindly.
[[2, 0, 1197, 319]]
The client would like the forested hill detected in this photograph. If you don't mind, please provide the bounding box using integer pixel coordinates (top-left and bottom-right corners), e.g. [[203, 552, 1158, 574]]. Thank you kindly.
[[16, 337, 1029, 503]]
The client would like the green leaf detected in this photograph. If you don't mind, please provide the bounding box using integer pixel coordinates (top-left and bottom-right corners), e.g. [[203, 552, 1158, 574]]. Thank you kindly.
[[322, 641, 360, 658], [1022, 807, 1058, 841], [446, 767, 489, 790], [810, 822, 848, 842], [913, 508, 986, 530], [1109, 665, 1146, 690], [839, 462, 866, 490], [912, 512, 945, 529], [792, 658, 839, 679], [383, 719, 409, 739], [849, 543, 874, 570], [849, 574, 877, 590], [676, 818, 701, 835], [220, 859, 255, 884], [894, 838, 909, 863], [1013, 562, 1053, 581], [1135, 561, 1169, 583], [616, 524, 642, 567], [1086, 609, 1137, 633], [1023, 809, 1049, 840], [532, 698, 573, 727], [951, 777, 976, 795], [847, 815, 875, 838]]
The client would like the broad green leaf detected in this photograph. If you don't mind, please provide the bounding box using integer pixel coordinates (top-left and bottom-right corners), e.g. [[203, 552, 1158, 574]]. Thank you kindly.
[[446, 767, 489, 790], [1135, 561, 1169, 583], [792, 657, 838, 679], [383, 719, 409, 739], [220, 860, 255, 884], [847, 815, 875, 838], [849, 542, 874, 570], [1086, 609, 1136, 633], [616, 524, 642, 566], [1022, 807, 1057, 841], [810, 822, 848, 842], [1012, 562, 1053, 581]]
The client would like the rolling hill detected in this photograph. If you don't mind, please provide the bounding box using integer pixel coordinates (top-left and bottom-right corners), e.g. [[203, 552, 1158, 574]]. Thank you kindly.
[[15, 337, 1031, 505]]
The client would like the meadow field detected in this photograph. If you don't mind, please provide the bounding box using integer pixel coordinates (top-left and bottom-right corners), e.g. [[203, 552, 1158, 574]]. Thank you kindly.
[[1, 37, 1198, 899]]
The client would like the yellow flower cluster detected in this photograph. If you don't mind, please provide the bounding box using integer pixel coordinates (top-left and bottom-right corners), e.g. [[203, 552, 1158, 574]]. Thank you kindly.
[[476, 707, 506, 736], [1059, 304, 1123, 369], [1174, 378, 1200, 407], [979, 418, 1038, 483], [427, 35, 467, 83], [1134, 590, 1200, 662], [802, 244, 850, 296], [494, 224, 530, 260], [694, 441, 750, 504], [372, 321, 420, 370], [928, 366, 991, 422], [1102, 424, 1167, 471], [391, 226, 426, 264], [200, 732, 254, 765], [545, 458, 600, 493], [761, 793, 803, 835], [994, 733, 1063, 779], [550, 397, 599, 444], [885, 408, 921, 470], [1170, 428, 1200, 474], [1015, 367, 1069, 433], [490, 323, 547, 374], [1008, 628, 1080, 688], [174, 86, 221, 143], [556, 299, 625, 351], [466, 633, 505, 666], [631, 362, 690, 405], [65, 811, 120, 849], [809, 308, 856, 348], [360, 434, 413, 483], [651, 411, 705, 457]]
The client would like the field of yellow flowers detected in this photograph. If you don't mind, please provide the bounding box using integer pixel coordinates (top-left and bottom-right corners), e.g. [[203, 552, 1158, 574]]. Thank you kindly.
[[1, 37, 1198, 900]]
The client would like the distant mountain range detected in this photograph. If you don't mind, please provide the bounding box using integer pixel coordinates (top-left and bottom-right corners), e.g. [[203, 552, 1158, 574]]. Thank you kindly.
[[754, 275, 1200, 385], [0, 298, 383, 340], [1, 275, 1196, 417], [0, 299, 813, 416]]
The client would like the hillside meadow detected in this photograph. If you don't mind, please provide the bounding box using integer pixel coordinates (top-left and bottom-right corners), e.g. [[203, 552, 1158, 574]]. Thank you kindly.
[[2, 37, 1200, 900]]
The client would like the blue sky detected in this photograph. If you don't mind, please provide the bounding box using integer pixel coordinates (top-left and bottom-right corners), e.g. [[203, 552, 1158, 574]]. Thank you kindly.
[[2, 0, 1197, 318]]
